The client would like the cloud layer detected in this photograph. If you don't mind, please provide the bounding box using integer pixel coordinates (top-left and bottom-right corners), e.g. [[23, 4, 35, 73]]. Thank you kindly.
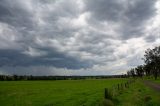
[[0, 0, 160, 75]]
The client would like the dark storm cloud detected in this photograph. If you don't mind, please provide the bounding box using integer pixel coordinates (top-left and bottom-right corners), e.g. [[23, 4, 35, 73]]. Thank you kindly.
[[125, 0, 156, 26], [0, 0, 92, 69], [0, 0, 35, 30], [85, 0, 156, 22], [0, 49, 91, 69], [0, 0, 159, 75], [84, 0, 124, 21], [85, 0, 157, 39]]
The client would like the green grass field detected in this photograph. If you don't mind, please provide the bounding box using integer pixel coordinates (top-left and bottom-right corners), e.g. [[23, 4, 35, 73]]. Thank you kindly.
[[0, 78, 160, 106], [0, 79, 126, 106]]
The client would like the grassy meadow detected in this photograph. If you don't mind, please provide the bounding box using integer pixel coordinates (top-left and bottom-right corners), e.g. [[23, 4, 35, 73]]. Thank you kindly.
[[0, 78, 160, 106], [0, 79, 126, 106]]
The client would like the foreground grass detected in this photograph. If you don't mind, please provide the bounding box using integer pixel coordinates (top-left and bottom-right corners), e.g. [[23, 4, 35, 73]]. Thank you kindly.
[[114, 79, 160, 106], [151, 78, 160, 84], [0, 79, 126, 106]]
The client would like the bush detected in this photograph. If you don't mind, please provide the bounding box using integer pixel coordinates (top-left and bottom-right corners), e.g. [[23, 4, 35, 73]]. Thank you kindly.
[[102, 99, 114, 106]]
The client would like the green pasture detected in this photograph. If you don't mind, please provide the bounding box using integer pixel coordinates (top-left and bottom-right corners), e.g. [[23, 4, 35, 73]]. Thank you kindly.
[[1, 78, 160, 106], [0, 79, 126, 106]]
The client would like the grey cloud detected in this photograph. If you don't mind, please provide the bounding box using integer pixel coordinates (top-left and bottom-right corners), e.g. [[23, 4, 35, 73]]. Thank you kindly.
[[0, 49, 92, 69], [144, 28, 160, 42], [85, 0, 156, 23], [125, 0, 156, 26], [84, 0, 124, 22], [145, 35, 157, 43], [0, 0, 35, 30], [0, 66, 59, 76], [127, 54, 144, 67], [0, 65, 113, 76], [85, 0, 157, 39], [0, 0, 159, 75]]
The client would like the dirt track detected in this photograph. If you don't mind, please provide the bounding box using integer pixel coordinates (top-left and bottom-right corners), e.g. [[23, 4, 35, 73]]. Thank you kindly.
[[144, 80, 160, 91]]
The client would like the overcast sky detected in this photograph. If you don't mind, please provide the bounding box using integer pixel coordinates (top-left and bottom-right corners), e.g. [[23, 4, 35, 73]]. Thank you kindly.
[[0, 0, 160, 76]]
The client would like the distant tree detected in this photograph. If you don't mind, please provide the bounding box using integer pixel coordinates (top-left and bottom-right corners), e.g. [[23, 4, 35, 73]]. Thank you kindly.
[[13, 75, 18, 80], [135, 65, 144, 78], [0, 75, 4, 81], [130, 68, 136, 78], [143, 64, 151, 76], [127, 70, 132, 77]]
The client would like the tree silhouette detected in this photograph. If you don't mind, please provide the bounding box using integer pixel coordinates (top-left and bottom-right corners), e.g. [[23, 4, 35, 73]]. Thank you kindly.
[[143, 46, 160, 80]]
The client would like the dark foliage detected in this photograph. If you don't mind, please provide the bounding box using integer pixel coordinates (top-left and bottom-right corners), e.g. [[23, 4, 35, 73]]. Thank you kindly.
[[127, 46, 160, 80], [0, 74, 127, 81]]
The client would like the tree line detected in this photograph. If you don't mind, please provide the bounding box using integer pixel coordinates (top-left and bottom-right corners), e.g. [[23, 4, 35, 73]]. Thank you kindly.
[[127, 46, 160, 80], [0, 75, 127, 81]]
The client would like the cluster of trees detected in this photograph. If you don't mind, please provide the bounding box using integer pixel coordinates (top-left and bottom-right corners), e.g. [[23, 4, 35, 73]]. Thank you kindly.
[[127, 46, 160, 80], [0, 75, 127, 81]]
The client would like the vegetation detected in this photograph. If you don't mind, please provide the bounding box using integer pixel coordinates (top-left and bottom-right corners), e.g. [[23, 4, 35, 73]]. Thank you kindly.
[[115, 79, 160, 106], [0, 75, 127, 81], [127, 46, 160, 80], [104, 45, 160, 105], [0, 79, 126, 106]]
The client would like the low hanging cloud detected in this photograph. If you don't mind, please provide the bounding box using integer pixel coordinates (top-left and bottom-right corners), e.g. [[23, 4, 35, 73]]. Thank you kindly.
[[0, 0, 160, 75]]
